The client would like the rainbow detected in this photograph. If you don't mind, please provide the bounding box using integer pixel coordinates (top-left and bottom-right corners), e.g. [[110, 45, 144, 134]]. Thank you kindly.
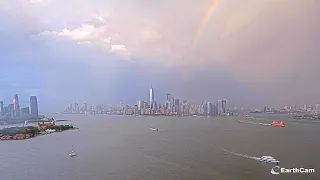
[[193, 0, 219, 49]]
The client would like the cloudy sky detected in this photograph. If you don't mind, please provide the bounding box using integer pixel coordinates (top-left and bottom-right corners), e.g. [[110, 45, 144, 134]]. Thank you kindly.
[[0, 0, 319, 112]]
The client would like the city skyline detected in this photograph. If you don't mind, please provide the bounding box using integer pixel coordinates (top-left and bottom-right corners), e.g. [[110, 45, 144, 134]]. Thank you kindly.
[[61, 86, 320, 116], [1, 0, 320, 111], [0, 94, 39, 119], [62, 85, 229, 116]]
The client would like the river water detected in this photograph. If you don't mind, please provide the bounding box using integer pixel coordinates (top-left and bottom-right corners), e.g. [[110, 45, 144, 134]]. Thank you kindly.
[[0, 114, 319, 180]]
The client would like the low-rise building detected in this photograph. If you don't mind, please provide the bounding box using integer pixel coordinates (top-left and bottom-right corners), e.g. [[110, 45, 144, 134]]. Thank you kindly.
[[37, 122, 55, 130]]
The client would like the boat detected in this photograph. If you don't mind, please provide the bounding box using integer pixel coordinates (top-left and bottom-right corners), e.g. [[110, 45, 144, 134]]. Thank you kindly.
[[69, 145, 77, 157], [270, 121, 285, 127], [148, 127, 158, 131], [260, 156, 280, 165]]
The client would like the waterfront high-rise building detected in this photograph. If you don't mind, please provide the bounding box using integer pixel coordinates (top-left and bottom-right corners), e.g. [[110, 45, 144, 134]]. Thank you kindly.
[[8, 104, 14, 118], [174, 99, 179, 107], [207, 102, 211, 116], [217, 100, 222, 115], [171, 96, 175, 110], [222, 99, 227, 114], [149, 86, 154, 109], [197, 104, 202, 114], [133, 105, 139, 115], [217, 99, 227, 115], [69, 103, 73, 112], [84, 103, 88, 112], [212, 104, 216, 115], [74, 102, 79, 113], [21, 107, 30, 117], [30, 96, 39, 118], [137, 101, 144, 111], [174, 98, 180, 112], [13, 94, 20, 117], [165, 93, 170, 108], [0, 101, 3, 116], [4, 106, 8, 115], [154, 101, 158, 110], [203, 102, 208, 116], [144, 102, 149, 109]]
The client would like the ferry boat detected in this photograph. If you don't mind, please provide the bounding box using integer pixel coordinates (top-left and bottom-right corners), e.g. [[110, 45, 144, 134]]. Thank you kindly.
[[270, 121, 285, 127]]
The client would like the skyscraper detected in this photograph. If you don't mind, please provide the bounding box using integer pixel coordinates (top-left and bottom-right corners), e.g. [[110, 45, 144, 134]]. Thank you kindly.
[[203, 102, 208, 116], [149, 86, 154, 109], [212, 104, 216, 116], [174, 98, 180, 112], [154, 101, 158, 110], [74, 102, 79, 113], [0, 101, 3, 116], [30, 96, 39, 118], [217, 100, 223, 115], [137, 100, 144, 110], [207, 102, 211, 116], [222, 99, 227, 114], [13, 94, 20, 117], [4, 107, 8, 115], [21, 107, 30, 116], [165, 93, 170, 108], [171, 96, 175, 111], [144, 102, 149, 109], [84, 103, 88, 112], [8, 104, 14, 118]]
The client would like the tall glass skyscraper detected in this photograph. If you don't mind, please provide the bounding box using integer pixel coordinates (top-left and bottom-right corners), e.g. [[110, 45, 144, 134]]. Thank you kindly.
[[8, 104, 14, 118], [217, 99, 227, 115], [149, 86, 154, 109], [207, 102, 211, 115], [217, 100, 223, 115], [0, 101, 3, 116], [30, 96, 39, 118], [13, 94, 20, 117], [222, 99, 227, 114], [165, 93, 170, 108]]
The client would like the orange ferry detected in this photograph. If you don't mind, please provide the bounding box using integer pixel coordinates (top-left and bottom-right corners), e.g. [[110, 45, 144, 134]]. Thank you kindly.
[[270, 121, 285, 127]]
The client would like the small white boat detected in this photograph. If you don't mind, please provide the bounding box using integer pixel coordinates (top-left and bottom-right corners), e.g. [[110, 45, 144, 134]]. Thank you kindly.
[[69, 145, 77, 157], [148, 127, 158, 131], [260, 156, 279, 165], [69, 151, 77, 157]]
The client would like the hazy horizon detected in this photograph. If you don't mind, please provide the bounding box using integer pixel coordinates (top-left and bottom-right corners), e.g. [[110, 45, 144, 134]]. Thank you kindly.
[[1, 0, 320, 112]]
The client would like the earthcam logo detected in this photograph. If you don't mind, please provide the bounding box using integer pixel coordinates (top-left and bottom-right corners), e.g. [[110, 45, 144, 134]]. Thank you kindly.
[[271, 166, 315, 175]]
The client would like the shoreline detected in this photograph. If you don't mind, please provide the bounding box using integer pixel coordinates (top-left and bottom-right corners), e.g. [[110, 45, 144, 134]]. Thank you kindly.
[[0, 119, 71, 126], [0, 127, 79, 141]]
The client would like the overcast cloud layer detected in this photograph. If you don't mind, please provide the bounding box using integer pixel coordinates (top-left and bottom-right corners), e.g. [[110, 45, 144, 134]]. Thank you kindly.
[[0, 0, 319, 111]]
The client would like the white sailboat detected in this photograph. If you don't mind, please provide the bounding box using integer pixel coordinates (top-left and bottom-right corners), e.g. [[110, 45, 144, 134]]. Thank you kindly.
[[69, 145, 77, 157]]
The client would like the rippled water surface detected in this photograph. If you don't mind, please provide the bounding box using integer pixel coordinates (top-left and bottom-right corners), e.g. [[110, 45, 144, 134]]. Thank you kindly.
[[0, 114, 319, 180]]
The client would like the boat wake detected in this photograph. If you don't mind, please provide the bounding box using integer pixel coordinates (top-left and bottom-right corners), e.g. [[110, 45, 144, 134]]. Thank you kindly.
[[238, 120, 270, 126], [221, 148, 280, 164], [221, 148, 261, 161]]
